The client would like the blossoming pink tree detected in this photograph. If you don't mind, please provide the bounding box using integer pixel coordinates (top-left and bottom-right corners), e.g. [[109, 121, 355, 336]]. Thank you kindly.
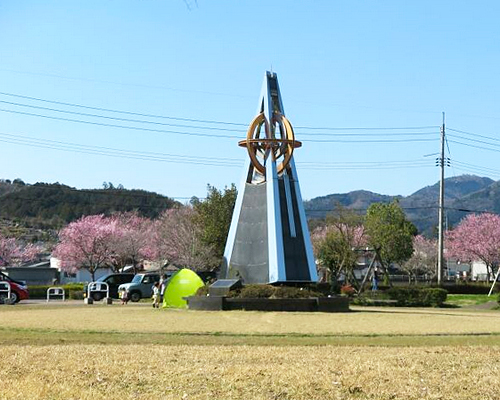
[[0, 234, 40, 267], [311, 214, 366, 290], [401, 235, 437, 283], [109, 212, 155, 273], [446, 213, 500, 282], [153, 207, 217, 271], [53, 214, 118, 281]]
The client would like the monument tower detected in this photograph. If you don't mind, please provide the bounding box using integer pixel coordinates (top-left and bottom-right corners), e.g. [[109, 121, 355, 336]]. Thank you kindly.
[[221, 71, 318, 284]]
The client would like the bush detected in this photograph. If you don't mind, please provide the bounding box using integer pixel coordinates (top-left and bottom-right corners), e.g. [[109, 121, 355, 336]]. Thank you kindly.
[[234, 285, 322, 299], [441, 283, 497, 295], [69, 290, 84, 300], [271, 286, 321, 299], [28, 284, 85, 299], [340, 284, 356, 297], [387, 287, 447, 307], [497, 293, 500, 306], [195, 284, 209, 296], [238, 284, 275, 298], [421, 288, 448, 307]]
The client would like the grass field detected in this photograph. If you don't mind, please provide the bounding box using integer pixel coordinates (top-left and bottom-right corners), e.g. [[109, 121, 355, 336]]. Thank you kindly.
[[446, 293, 497, 307], [1, 303, 500, 399]]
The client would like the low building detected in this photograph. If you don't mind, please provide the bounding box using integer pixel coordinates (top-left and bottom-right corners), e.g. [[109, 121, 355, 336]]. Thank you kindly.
[[1, 260, 59, 285]]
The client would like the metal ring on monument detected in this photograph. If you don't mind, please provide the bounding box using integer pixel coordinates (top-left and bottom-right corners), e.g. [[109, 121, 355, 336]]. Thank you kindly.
[[272, 113, 296, 174], [243, 113, 269, 175]]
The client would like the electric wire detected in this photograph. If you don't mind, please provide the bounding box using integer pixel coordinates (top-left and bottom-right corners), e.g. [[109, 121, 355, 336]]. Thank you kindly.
[[0, 107, 440, 143], [0, 99, 439, 137], [448, 127, 500, 143], [0, 91, 440, 132], [0, 131, 437, 170]]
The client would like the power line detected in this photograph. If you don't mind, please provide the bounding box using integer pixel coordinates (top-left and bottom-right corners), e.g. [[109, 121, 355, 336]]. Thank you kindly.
[[447, 139, 500, 154], [0, 131, 438, 170], [0, 98, 439, 137], [0, 135, 243, 168], [447, 133, 500, 149], [0, 107, 440, 143], [0, 108, 241, 139], [448, 127, 500, 143], [0, 132, 242, 164], [0, 99, 248, 133], [0, 91, 440, 132]]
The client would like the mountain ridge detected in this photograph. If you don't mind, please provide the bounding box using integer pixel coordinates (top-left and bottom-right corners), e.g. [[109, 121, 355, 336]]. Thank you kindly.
[[1, 175, 499, 239], [304, 174, 498, 235]]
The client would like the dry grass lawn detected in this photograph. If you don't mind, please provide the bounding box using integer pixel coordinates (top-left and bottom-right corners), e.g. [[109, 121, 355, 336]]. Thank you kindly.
[[1, 304, 500, 336], [1, 304, 500, 399], [1, 344, 499, 400]]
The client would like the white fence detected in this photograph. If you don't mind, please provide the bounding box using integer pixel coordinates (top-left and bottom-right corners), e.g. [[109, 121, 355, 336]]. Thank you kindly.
[[87, 281, 110, 299], [47, 287, 65, 302], [0, 281, 12, 305]]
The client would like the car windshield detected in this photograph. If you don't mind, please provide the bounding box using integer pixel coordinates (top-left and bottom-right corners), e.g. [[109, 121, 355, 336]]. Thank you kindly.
[[96, 275, 107, 282], [131, 275, 143, 284]]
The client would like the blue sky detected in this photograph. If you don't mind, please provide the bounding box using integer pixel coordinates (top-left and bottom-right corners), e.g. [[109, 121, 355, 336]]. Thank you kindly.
[[1, 1, 500, 201]]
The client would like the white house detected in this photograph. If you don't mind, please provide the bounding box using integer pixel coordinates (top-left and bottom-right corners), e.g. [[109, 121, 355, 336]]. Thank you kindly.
[[50, 257, 114, 284], [470, 260, 491, 281]]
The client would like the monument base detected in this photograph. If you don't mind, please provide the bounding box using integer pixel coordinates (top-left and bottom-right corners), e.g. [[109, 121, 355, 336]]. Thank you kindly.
[[186, 296, 350, 312]]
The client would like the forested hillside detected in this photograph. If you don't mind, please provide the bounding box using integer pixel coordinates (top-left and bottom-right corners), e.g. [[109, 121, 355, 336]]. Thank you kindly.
[[0, 180, 179, 236]]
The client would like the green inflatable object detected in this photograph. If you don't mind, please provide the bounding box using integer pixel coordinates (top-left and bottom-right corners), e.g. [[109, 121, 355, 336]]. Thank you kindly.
[[162, 268, 204, 308]]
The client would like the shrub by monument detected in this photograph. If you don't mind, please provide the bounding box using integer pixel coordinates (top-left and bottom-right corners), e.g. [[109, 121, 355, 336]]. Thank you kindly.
[[238, 285, 276, 298], [271, 286, 321, 299], [195, 284, 323, 299], [195, 284, 209, 296]]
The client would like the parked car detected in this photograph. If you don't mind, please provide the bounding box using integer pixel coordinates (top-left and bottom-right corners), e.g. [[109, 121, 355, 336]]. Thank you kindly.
[[83, 273, 135, 301], [118, 272, 161, 302], [0, 271, 29, 303]]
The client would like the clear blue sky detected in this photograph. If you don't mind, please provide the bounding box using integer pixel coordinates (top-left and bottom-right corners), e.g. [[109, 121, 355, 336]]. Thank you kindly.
[[1, 1, 500, 201]]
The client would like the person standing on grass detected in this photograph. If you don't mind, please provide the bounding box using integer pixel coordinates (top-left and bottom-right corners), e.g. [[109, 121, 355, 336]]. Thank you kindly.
[[159, 275, 167, 304], [152, 282, 160, 308], [120, 288, 129, 305], [372, 267, 379, 291]]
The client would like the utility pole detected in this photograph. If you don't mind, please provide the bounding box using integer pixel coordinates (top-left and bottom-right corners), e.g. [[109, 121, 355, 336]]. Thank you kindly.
[[437, 112, 445, 285]]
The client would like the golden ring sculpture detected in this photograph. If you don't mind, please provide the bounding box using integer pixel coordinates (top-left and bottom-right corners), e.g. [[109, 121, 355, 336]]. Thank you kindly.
[[238, 112, 301, 175]]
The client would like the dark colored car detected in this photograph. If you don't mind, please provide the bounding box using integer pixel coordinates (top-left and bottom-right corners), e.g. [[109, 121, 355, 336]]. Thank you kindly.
[[84, 273, 134, 301], [0, 271, 29, 303]]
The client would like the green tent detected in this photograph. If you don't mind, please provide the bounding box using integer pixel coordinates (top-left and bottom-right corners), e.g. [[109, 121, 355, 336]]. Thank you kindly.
[[162, 268, 204, 309]]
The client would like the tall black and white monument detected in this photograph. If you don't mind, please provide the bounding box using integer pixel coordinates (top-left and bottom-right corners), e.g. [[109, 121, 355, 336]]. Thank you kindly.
[[221, 71, 318, 284]]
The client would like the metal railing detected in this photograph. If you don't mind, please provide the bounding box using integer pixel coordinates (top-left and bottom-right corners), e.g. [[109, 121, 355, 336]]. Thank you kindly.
[[87, 281, 109, 300], [0, 281, 12, 305], [47, 287, 65, 302]]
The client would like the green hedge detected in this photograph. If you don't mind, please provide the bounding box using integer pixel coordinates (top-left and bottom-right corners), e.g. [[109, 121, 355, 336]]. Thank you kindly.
[[441, 283, 498, 295], [387, 287, 448, 307], [28, 284, 85, 300]]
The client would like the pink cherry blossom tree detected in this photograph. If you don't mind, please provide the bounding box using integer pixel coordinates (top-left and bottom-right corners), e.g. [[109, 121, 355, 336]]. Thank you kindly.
[[153, 207, 217, 271], [401, 235, 437, 283], [0, 234, 40, 267], [53, 214, 118, 281], [446, 213, 500, 282], [311, 207, 366, 290], [109, 212, 155, 273]]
